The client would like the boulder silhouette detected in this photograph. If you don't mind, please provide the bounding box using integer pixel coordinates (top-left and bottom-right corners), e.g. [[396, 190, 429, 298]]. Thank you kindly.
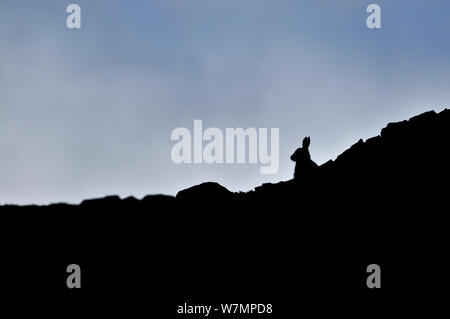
[[176, 182, 232, 201]]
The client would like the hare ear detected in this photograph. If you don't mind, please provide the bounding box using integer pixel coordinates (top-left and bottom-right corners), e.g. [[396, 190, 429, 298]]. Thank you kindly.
[[302, 136, 310, 149]]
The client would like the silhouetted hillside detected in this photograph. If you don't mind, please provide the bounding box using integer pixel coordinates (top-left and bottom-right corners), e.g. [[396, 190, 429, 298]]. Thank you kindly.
[[3, 108, 449, 208], [2, 109, 449, 316], [176, 108, 450, 203]]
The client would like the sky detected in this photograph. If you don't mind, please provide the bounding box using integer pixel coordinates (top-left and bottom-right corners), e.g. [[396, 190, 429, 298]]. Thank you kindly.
[[0, 0, 449, 205]]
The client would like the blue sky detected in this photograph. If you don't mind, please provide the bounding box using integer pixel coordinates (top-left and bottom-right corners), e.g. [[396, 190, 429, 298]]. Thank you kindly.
[[1, 0, 449, 204]]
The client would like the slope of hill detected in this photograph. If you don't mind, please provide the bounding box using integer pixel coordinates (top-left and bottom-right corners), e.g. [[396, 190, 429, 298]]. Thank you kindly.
[[1, 109, 449, 315], [5, 108, 448, 207]]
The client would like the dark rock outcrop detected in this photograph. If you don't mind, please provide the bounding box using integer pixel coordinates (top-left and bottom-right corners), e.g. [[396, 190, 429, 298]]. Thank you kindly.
[[176, 182, 232, 201]]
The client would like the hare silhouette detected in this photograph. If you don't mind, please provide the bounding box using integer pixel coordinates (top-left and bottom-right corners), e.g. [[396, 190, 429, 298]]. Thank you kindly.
[[290, 136, 318, 179]]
